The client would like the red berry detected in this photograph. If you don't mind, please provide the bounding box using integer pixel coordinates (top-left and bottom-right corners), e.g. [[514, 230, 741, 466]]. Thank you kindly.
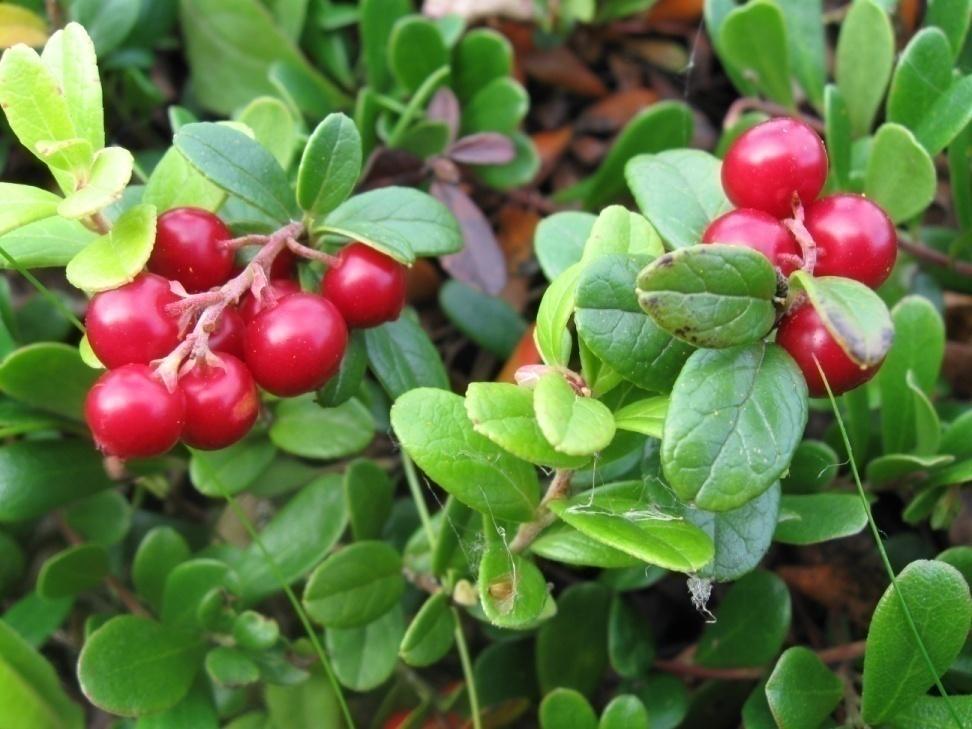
[[85, 364, 185, 458], [269, 248, 297, 280], [702, 208, 803, 275], [803, 194, 897, 289], [239, 279, 302, 323], [244, 293, 348, 397], [180, 354, 259, 450], [209, 307, 246, 359], [776, 304, 879, 397], [149, 208, 234, 292], [86, 273, 181, 369], [722, 118, 828, 219], [321, 243, 406, 329]]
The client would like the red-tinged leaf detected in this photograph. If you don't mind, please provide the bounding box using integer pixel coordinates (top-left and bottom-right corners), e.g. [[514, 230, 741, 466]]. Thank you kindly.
[[432, 181, 508, 295], [449, 133, 516, 165], [427, 87, 459, 143]]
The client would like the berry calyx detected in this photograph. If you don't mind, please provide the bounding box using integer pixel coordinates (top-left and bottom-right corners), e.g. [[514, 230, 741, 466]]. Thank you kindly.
[[85, 273, 181, 369], [702, 208, 803, 275], [239, 279, 302, 322], [149, 207, 234, 293], [803, 194, 897, 289], [321, 243, 407, 329], [244, 293, 348, 397], [179, 354, 259, 450], [208, 307, 246, 359], [722, 118, 828, 219], [85, 364, 185, 458], [776, 304, 879, 397]]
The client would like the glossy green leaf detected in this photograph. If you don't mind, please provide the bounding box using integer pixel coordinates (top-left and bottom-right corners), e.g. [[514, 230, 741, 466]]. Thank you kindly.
[[662, 343, 808, 511], [270, 396, 374, 460], [64, 203, 156, 293], [531, 521, 642, 569], [582, 205, 664, 264], [0, 343, 98, 419], [775, 0, 826, 107], [264, 671, 343, 727], [132, 527, 191, 614], [326, 605, 403, 691], [534, 211, 596, 281], [236, 95, 298, 169], [887, 28, 954, 133], [626, 149, 732, 250], [539, 688, 597, 729], [161, 559, 239, 632], [925, 0, 972, 59], [774, 493, 868, 544], [534, 373, 615, 457], [78, 616, 203, 717], [479, 545, 551, 629], [782, 440, 839, 493], [142, 147, 225, 214], [296, 113, 361, 217], [836, 0, 894, 136], [865, 123, 937, 223], [867, 453, 955, 487], [0, 183, 61, 238], [600, 695, 649, 729], [718, 0, 792, 107], [765, 647, 843, 729], [58, 147, 133, 220], [696, 570, 790, 667], [0, 215, 96, 269], [388, 16, 447, 93], [637, 244, 778, 348], [861, 560, 972, 723], [364, 313, 449, 398], [535, 263, 580, 367], [608, 596, 655, 679], [536, 583, 611, 698], [613, 396, 668, 438], [399, 592, 455, 667], [68, 0, 138, 56], [391, 388, 539, 522], [887, 694, 972, 729], [39, 22, 103, 152], [2, 592, 73, 649], [232, 610, 279, 652]]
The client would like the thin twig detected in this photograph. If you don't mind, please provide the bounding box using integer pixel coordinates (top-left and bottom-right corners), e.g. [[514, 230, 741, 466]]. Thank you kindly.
[[723, 97, 823, 134], [510, 469, 573, 553], [898, 237, 972, 278]]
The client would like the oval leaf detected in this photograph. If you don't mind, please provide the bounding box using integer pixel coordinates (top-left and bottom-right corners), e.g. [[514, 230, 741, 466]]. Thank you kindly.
[[65, 203, 156, 293]]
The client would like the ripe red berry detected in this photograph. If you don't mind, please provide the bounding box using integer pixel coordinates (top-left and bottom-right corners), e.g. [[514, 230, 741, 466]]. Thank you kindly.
[[321, 243, 406, 329], [244, 293, 348, 397], [85, 364, 185, 458], [239, 279, 302, 323], [803, 194, 897, 289], [149, 208, 234, 292], [722, 118, 828, 219], [776, 304, 879, 397], [269, 248, 297, 280], [86, 273, 181, 369], [209, 307, 246, 359], [702, 208, 803, 275], [179, 354, 259, 450]]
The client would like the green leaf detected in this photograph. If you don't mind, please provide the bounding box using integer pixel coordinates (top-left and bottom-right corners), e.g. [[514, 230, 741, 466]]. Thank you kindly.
[[696, 570, 790, 667], [269, 396, 374, 460], [613, 396, 668, 438], [0, 183, 60, 239], [296, 113, 361, 217], [662, 343, 808, 511], [175, 122, 297, 223], [57, 147, 133, 220], [539, 688, 597, 729], [626, 149, 732, 250], [205, 646, 258, 688], [774, 493, 868, 545], [388, 16, 448, 93], [536, 583, 611, 698], [878, 296, 945, 453], [864, 123, 937, 222], [534, 373, 616, 456], [132, 527, 191, 614], [232, 611, 279, 652], [327, 605, 403, 691], [836, 0, 895, 136], [440, 280, 527, 358], [0, 343, 98, 419], [36, 543, 108, 600], [391, 388, 539, 522], [462, 78, 528, 136], [142, 148, 225, 214], [636, 244, 778, 348], [135, 681, 218, 729], [775, 0, 826, 107], [344, 458, 393, 541], [0, 215, 95, 269], [535, 263, 580, 367], [65, 203, 157, 293], [188, 436, 277, 497], [549, 492, 714, 572], [887, 29, 954, 133], [359, 0, 410, 91], [2, 592, 73, 649], [0, 441, 114, 523], [399, 592, 455, 667], [861, 560, 972, 724], [782, 440, 839, 493], [479, 545, 551, 629], [264, 671, 344, 728], [161, 559, 239, 632], [583, 205, 664, 264], [320, 186, 462, 264], [608, 596, 655, 679], [867, 453, 955, 487], [575, 254, 694, 392], [600, 695, 649, 729], [236, 96, 298, 169], [0, 619, 83, 729], [887, 695, 972, 729], [453, 28, 512, 102], [531, 521, 641, 569], [790, 272, 894, 367], [534, 211, 596, 281], [317, 330, 366, 408], [765, 647, 843, 729], [78, 616, 203, 717], [465, 382, 589, 469], [915, 74, 972, 160], [718, 0, 793, 107], [364, 313, 449, 399], [825, 84, 853, 189], [925, 0, 972, 59], [68, 0, 138, 56]]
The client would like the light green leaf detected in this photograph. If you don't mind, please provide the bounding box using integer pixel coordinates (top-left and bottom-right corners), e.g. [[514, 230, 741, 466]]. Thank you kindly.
[[453, 28, 512, 102], [297, 112, 361, 217], [39, 22, 103, 152], [399, 592, 455, 667], [388, 16, 448, 94], [0, 183, 61, 238], [0, 215, 95, 269], [65, 203, 156, 293], [765, 647, 843, 729], [925, 0, 972, 59], [887, 28, 954, 133], [824, 84, 852, 188], [582, 205, 664, 264], [887, 695, 972, 729], [534, 211, 596, 281], [914, 75, 972, 155], [534, 263, 580, 367], [57, 147, 133, 220], [775, 0, 826, 107], [478, 545, 551, 629], [836, 0, 895, 136], [863, 123, 938, 222], [718, 0, 793, 107], [539, 688, 597, 729], [534, 373, 616, 456], [142, 148, 225, 213], [236, 96, 298, 169], [613, 396, 668, 438], [326, 605, 403, 692]]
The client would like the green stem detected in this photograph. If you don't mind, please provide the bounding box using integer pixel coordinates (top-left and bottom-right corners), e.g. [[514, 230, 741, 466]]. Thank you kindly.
[[370, 92, 409, 116], [402, 452, 435, 547], [387, 66, 450, 148], [0, 243, 85, 334], [820, 362, 966, 729], [220, 492, 356, 729]]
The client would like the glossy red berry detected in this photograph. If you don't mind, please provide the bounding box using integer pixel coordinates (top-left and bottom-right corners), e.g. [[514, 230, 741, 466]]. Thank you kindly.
[[180, 354, 259, 450], [804, 194, 897, 289], [85, 364, 185, 458], [702, 208, 803, 275], [321, 243, 406, 329], [722, 118, 828, 219], [776, 304, 879, 397], [239, 279, 302, 322], [86, 273, 181, 369], [209, 307, 246, 359], [269, 248, 297, 280], [244, 293, 348, 397], [149, 208, 234, 292]]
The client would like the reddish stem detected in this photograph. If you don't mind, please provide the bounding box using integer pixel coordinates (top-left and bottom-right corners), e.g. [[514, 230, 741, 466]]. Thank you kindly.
[[784, 201, 817, 275]]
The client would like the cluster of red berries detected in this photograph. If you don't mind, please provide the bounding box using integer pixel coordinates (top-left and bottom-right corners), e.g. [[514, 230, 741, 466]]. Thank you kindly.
[[83, 207, 407, 459], [701, 117, 897, 396]]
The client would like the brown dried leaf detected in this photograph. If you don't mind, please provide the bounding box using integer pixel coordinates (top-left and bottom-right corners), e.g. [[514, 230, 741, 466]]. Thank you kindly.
[[523, 46, 608, 97], [406, 259, 443, 304], [577, 88, 659, 133], [647, 0, 704, 23], [532, 127, 573, 183]]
